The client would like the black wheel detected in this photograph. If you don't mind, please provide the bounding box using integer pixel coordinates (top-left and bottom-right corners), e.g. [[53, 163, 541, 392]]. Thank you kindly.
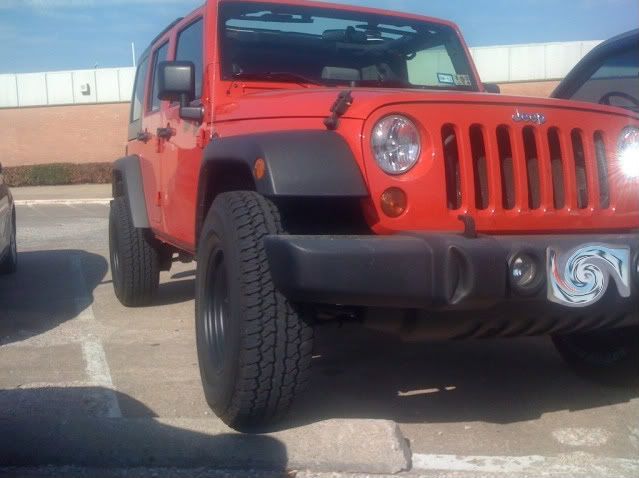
[[109, 196, 160, 306], [0, 208, 17, 274], [553, 327, 639, 387], [195, 191, 313, 430]]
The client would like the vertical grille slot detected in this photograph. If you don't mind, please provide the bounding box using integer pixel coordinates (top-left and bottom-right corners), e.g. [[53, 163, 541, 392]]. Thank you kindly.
[[523, 127, 541, 209], [497, 126, 515, 210], [548, 128, 565, 209], [442, 124, 462, 209], [571, 130, 589, 209], [469, 125, 489, 210], [594, 131, 610, 209]]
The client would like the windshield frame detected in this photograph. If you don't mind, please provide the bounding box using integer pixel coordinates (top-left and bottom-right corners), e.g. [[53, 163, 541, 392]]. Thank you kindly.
[[216, 0, 482, 92]]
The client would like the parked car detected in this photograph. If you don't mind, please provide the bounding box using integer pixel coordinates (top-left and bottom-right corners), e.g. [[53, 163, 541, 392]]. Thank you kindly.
[[553, 29, 639, 113], [0, 162, 17, 274], [109, 0, 639, 430]]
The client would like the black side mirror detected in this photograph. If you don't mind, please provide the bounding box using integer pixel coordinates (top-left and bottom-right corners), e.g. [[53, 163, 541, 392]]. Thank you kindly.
[[483, 83, 500, 94], [158, 61, 203, 122]]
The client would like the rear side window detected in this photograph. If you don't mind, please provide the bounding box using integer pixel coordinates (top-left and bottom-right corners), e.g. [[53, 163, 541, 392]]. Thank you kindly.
[[130, 56, 149, 123], [176, 18, 204, 100], [149, 42, 170, 112]]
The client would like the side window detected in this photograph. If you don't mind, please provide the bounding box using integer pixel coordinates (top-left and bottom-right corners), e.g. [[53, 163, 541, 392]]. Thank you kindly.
[[148, 42, 170, 112], [176, 18, 204, 100], [572, 47, 639, 106], [130, 56, 149, 123]]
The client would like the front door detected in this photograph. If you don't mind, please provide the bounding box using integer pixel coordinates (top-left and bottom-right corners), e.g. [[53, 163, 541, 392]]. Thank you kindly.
[[159, 17, 205, 250]]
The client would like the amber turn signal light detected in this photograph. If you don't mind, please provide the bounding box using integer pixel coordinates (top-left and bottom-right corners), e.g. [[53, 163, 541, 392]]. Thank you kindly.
[[380, 187, 407, 217], [253, 158, 266, 180]]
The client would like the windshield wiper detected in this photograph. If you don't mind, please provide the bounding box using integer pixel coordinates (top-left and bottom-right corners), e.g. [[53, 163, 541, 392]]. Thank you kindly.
[[232, 71, 322, 87]]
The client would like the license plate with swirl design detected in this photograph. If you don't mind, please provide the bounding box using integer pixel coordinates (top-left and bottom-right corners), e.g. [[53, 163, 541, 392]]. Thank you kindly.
[[547, 244, 631, 308]]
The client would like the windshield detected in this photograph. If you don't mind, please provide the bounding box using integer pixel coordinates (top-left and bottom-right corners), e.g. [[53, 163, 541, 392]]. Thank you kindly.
[[219, 2, 479, 91]]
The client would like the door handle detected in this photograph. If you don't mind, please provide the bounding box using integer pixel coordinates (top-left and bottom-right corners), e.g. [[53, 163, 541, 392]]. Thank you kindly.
[[136, 131, 151, 143], [157, 127, 176, 140]]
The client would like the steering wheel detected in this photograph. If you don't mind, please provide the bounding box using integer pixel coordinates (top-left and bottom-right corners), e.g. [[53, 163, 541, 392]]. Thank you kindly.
[[599, 91, 639, 108]]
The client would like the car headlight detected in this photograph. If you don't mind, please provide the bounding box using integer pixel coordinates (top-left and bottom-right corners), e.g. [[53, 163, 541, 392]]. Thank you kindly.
[[618, 126, 639, 179], [371, 115, 421, 175]]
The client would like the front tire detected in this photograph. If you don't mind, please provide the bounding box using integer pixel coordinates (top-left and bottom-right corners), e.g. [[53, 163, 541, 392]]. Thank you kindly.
[[0, 209, 17, 274], [109, 197, 160, 306], [195, 191, 313, 430], [553, 327, 639, 387]]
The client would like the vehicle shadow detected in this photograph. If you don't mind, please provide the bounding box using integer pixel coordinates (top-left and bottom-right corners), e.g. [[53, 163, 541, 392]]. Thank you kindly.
[[0, 386, 288, 473], [0, 250, 107, 346], [285, 323, 639, 428]]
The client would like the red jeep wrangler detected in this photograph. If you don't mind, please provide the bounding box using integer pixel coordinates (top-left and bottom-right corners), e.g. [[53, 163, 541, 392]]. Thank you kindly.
[[109, 0, 639, 430]]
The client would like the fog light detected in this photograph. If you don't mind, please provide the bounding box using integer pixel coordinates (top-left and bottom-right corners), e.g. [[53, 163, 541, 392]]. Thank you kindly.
[[380, 188, 407, 217], [510, 253, 539, 290]]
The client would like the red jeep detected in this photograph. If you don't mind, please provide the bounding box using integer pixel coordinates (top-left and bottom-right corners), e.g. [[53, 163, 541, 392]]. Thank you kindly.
[[109, 0, 639, 430]]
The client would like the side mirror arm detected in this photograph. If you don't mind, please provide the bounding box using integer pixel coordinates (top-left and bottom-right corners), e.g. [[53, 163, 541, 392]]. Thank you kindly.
[[179, 95, 204, 122]]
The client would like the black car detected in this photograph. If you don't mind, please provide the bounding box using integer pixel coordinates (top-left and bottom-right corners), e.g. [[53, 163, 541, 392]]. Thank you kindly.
[[0, 162, 17, 274], [553, 29, 639, 112]]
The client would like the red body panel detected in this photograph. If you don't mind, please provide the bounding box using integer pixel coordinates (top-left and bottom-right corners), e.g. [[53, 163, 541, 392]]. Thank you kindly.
[[128, 0, 639, 252]]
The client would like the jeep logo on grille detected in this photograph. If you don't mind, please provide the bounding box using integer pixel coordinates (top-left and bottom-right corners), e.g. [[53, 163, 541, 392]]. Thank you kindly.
[[512, 109, 546, 125]]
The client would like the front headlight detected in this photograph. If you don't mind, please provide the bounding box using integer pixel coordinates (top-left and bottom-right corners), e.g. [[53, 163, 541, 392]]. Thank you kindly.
[[371, 115, 421, 175], [618, 126, 639, 179]]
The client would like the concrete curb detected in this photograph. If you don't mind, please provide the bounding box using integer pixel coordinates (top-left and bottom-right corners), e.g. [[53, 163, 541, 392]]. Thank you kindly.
[[0, 417, 411, 474], [14, 198, 112, 206]]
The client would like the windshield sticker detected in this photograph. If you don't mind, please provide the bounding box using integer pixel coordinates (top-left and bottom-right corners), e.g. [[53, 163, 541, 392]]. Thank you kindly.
[[437, 73, 455, 85], [454, 74, 472, 86]]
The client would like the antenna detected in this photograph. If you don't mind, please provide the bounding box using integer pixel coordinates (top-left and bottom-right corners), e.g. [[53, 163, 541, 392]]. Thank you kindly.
[[131, 42, 136, 68]]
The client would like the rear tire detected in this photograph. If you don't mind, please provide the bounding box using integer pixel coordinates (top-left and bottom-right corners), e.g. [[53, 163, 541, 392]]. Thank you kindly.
[[195, 191, 313, 431], [0, 209, 17, 274], [109, 196, 160, 306], [553, 327, 639, 387]]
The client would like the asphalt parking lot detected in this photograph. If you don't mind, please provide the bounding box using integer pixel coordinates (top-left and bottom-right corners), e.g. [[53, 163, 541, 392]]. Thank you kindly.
[[1, 202, 638, 477]]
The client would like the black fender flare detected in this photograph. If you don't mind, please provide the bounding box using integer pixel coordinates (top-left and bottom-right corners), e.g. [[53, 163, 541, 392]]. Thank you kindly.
[[196, 130, 369, 240], [112, 155, 150, 229], [201, 130, 368, 197]]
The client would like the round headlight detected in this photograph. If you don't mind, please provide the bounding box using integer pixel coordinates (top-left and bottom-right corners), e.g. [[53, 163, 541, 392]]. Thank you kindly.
[[371, 115, 421, 175], [618, 126, 639, 179]]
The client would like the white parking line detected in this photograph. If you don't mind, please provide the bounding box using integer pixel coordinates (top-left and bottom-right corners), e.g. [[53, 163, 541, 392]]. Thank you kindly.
[[15, 198, 111, 206], [71, 255, 122, 418], [411, 452, 639, 475]]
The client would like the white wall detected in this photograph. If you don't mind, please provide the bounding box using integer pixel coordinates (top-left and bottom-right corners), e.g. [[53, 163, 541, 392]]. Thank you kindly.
[[0, 67, 135, 108], [0, 39, 603, 109], [469, 40, 601, 83]]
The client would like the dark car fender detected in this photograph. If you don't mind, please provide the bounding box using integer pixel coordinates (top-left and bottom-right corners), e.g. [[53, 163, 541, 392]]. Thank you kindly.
[[201, 130, 368, 196], [112, 155, 150, 229]]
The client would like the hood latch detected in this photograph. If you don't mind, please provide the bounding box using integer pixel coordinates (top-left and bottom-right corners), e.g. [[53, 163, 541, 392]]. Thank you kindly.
[[324, 90, 354, 130]]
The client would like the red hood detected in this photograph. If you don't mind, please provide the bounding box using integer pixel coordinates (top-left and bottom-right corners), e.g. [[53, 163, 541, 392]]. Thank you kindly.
[[214, 87, 638, 123]]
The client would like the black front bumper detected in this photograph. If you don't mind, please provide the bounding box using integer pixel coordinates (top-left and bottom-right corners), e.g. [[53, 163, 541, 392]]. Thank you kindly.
[[265, 232, 639, 311]]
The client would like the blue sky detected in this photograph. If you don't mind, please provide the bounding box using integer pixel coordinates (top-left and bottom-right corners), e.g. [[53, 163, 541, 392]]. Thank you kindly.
[[0, 0, 637, 74]]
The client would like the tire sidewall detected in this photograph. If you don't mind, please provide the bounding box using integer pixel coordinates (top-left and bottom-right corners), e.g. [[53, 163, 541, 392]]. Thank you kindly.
[[196, 203, 243, 415], [1, 208, 17, 274]]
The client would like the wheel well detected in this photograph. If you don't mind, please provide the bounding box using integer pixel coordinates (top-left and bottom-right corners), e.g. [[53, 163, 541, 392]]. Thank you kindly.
[[196, 161, 371, 245], [273, 197, 370, 235], [196, 161, 256, 244]]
